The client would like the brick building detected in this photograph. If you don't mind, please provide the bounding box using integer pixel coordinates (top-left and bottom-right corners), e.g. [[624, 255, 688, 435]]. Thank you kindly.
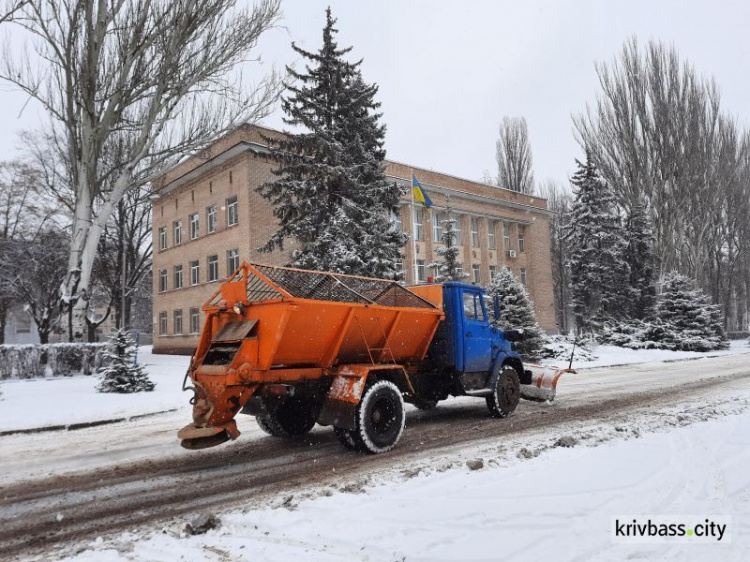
[[151, 124, 556, 354]]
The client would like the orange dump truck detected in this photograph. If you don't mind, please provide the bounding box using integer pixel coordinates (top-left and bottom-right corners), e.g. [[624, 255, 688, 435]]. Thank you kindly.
[[178, 263, 571, 452]]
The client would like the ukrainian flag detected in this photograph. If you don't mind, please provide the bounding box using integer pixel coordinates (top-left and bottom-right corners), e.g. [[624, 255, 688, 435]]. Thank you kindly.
[[412, 173, 433, 209]]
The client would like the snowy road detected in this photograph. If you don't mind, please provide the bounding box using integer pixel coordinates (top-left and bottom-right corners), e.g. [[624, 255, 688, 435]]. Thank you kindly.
[[1, 353, 749, 560]]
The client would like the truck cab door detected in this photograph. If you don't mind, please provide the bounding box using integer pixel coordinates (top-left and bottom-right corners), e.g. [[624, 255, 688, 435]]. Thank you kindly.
[[461, 289, 492, 373]]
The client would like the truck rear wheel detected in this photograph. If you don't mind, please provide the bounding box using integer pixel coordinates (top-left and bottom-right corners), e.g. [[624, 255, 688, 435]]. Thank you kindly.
[[256, 397, 317, 437], [486, 365, 520, 418], [352, 380, 405, 454]]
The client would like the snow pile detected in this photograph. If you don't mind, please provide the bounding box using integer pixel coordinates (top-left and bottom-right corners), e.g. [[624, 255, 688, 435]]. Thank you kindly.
[[541, 334, 598, 362], [0, 343, 110, 379]]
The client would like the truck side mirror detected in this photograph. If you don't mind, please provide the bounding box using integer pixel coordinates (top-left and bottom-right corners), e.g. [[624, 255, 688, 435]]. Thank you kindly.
[[504, 329, 525, 342], [493, 296, 500, 323]]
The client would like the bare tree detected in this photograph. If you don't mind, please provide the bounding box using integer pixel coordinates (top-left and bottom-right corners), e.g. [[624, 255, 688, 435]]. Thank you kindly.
[[495, 116, 534, 194], [0, 230, 69, 343], [0, 0, 25, 24], [575, 37, 750, 331], [0, 159, 59, 342], [538, 179, 572, 333], [0, 0, 281, 340]]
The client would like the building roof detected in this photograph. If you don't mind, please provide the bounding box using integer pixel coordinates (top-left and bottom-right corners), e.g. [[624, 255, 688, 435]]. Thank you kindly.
[[151, 123, 550, 215]]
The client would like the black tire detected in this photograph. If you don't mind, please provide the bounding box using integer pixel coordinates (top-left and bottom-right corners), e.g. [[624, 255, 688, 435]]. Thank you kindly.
[[486, 364, 521, 418], [255, 397, 317, 437], [333, 427, 358, 451], [351, 380, 405, 454], [255, 414, 278, 436]]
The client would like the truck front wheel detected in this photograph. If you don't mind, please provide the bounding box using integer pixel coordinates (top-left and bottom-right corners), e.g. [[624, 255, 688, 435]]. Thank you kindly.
[[256, 397, 317, 437], [352, 380, 406, 454], [486, 365, 520, 418]]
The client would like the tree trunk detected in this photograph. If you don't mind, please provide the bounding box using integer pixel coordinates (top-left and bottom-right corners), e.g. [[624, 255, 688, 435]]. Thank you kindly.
[[0, 300, 6, 345]]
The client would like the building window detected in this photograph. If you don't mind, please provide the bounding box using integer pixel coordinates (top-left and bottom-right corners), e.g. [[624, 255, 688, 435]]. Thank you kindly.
[[207, 205, 217, 233], [227, 248, 240, 276], [488, 221, 496, 250], [472, 264, 481, 284], [413, 207, 424, 241], [173, 309, 183, 335], [189, 213, 199, 240], [14, 312, 31, 334], [159, 269, 168, 292], [173, 264, 183, 289], [520, 268, 527, 286], [391, 209, 402, 233], [456, 266, 464, 278], [432, 211, 443, 243], [158, 226, 167, 251], [190, 260, 200, 286], [489, 265, 497, 279], [208, 254, 219, 282], [416, 259, 426, 282], [158, 312, 168, 335], [226, 195, 238, 227], [173, 220, 182, 246], [189, 307, 201, 334], [471, 217, 479, 247], [518, 227, 526, 253], [452, 214, 462, 245], [503, 222, 511, 250]]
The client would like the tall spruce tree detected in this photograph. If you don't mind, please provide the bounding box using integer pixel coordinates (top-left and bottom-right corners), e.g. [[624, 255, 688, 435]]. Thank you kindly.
[[625, 201, 657, 320], [565, 154, 629, 332], [257, 9, 406, 278], [428, 200, 470, 282], [486, 266, 545, 358]]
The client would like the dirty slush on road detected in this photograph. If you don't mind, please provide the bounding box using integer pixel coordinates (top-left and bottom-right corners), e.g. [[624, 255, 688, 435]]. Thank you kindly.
[[1, 356, 748, 561]]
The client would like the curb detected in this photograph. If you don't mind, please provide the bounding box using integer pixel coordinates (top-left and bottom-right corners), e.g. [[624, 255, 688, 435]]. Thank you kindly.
[[0, 408, 179, 437]]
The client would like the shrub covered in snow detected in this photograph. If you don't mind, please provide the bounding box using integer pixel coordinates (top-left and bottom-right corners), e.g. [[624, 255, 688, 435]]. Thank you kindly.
[[540, 335, 598, 363], [0, 343, 110, 379], [486, 266, 545, 359], [598, 273, 728, 352], [96, 329, 154, 393]]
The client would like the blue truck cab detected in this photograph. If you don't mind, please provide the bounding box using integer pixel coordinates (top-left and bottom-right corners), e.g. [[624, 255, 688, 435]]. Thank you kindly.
[[410, 282, 531, 416]]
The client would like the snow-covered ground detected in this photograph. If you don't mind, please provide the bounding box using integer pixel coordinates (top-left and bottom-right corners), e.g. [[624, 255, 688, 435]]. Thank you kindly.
[[559, 339, 750, 369], [62, 394, 750, 562], [0, 341, 748, 433], [0, 347, 190, 432]]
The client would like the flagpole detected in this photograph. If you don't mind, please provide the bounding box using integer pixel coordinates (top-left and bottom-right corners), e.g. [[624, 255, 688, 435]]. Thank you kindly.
[[410, 169, 417, 284]]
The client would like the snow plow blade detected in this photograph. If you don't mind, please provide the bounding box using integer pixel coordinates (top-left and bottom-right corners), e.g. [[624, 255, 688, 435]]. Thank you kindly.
[[520, 365, 574, 403]]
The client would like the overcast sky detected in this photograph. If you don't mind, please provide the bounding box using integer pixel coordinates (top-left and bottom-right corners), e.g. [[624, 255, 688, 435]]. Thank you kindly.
[[1, 0, 749, 189]]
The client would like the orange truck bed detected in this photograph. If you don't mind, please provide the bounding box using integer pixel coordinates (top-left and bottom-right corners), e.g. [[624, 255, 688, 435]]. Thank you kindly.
[[179, 263, 443, 449]]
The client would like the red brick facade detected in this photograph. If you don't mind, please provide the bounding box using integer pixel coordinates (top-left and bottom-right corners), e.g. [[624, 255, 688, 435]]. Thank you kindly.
[[151, 124, 556, 354]]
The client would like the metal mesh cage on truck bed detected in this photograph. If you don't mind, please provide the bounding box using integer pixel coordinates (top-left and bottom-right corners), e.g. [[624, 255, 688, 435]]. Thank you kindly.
[[250, 264, 436, 309]]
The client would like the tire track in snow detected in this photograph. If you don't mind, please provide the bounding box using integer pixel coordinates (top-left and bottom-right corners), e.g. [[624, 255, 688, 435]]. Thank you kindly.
[[1, 366, 749, 560]]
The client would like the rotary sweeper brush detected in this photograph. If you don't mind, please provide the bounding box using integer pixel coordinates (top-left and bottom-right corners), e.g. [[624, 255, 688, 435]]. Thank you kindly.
[[178, 263, 573, 452]]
